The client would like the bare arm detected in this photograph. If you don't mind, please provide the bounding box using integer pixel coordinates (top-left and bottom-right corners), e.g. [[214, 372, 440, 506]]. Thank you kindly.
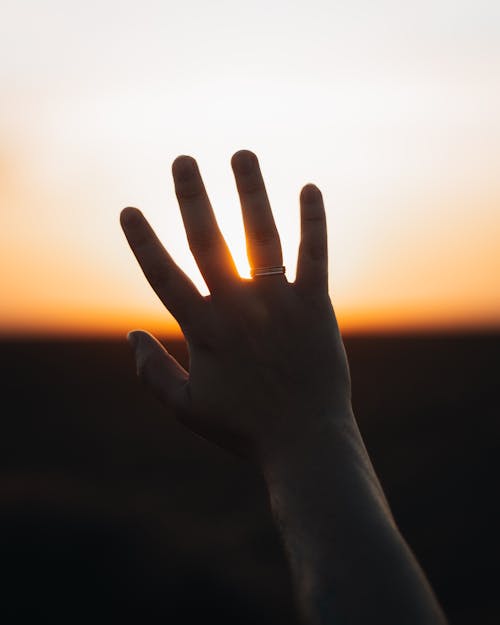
[[261, 414, 446, 624], [120, 150, 448, 624]]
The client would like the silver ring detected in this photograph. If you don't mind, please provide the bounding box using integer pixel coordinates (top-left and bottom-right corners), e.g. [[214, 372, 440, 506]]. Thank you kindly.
[[250, 265, 286, 278]]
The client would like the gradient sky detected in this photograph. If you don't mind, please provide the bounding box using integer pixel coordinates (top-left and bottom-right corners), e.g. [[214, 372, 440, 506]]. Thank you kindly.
[[1, 0, 499, 336]]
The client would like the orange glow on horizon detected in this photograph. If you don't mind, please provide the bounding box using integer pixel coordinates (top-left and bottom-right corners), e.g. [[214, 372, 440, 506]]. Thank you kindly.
[[1, 2, 499, 339], [0, 308, 183, 340], [1, 303, 499, 340]]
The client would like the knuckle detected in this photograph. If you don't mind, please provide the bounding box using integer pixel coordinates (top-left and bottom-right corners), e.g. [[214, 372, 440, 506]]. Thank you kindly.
[[147, 265, 169, 291], [308, 244, 327, 262], [240, 178, 263, 196], [175, 184, 202, 200], [250, 227, 278, 247], [300, 240, 326, 262], [188, 230, 218, 253], [302, 213, 325, 224]]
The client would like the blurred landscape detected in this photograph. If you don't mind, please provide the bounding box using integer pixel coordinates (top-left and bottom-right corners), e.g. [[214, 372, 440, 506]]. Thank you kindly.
[[0, 333, 498, 624]]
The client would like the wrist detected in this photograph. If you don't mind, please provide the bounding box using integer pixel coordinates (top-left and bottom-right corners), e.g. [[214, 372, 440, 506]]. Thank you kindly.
[[258, 404, 369, 481], [258, 405, 395, 526]]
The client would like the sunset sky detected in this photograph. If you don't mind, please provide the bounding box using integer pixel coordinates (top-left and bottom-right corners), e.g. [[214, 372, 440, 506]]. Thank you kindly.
[[1, 0, 499, 337]]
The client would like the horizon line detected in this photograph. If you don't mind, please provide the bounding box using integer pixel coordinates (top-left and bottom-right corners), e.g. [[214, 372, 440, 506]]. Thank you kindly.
[[2, 323, 499, 342]]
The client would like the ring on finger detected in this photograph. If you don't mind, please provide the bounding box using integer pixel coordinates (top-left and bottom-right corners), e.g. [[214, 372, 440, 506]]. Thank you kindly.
[[250, 265, 286, 278]]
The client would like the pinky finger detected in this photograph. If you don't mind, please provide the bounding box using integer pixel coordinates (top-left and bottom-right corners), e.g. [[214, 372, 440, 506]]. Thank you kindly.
[[295, 184, 328, 293]]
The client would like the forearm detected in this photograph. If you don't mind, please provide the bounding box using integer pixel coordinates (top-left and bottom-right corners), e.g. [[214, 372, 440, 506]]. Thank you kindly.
[[260, 410, 448, 625]]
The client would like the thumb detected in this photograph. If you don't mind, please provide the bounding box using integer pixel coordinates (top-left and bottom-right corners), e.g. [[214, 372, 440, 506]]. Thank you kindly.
[[127, 330, 188, 413]]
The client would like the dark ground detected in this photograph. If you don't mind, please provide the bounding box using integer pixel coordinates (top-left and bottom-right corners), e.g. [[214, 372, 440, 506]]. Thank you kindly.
[[0, 333, 498, 624]]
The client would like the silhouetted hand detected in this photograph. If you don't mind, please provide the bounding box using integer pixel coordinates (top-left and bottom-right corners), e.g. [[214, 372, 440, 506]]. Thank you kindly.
[[120, 150, 448, 625], [120, 150, 351, 465]]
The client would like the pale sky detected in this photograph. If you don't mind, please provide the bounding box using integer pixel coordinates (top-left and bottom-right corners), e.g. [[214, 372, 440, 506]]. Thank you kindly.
[[1, 0, 499, 335]]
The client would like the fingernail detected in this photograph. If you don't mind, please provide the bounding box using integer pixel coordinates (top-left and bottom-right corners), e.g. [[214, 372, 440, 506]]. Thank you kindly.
[[127, 331, 140, 351]]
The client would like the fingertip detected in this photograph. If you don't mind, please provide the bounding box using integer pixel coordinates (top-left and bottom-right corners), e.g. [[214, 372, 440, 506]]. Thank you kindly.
[[120, 206, 143, 228], [231, 149, 257, 174], [126, 330, 158, 378], [301, 184, 322, 204], [127, 329, 156, 347], [127, 330, 143, 351], [172, 155, 197, 180]]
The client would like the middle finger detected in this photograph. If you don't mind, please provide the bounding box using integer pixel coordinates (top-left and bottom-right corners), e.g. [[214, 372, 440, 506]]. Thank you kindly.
[[231, 150, 283, 272]]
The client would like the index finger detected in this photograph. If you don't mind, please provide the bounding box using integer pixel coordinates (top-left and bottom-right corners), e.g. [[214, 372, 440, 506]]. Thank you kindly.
[[120, 206, 204, 333]]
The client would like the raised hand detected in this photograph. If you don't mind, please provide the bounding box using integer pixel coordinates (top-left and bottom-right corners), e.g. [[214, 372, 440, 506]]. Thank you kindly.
[[120, 150, 352, 465], [120, 150, 447, 625]]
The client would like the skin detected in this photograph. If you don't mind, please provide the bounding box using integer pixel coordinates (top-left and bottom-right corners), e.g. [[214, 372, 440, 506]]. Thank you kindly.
[[120, 150, 448, 625]]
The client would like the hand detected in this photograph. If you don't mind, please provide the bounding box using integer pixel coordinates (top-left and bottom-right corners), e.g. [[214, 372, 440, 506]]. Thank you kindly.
[[120, 151, 449, 624], [120, 150, 352, 465]]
